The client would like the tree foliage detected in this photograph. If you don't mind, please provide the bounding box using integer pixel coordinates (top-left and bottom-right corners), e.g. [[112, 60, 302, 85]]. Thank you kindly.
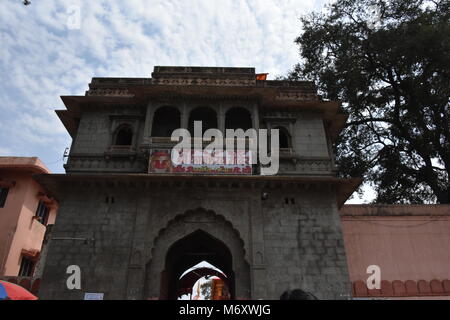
[[288, 0, 450, 203]]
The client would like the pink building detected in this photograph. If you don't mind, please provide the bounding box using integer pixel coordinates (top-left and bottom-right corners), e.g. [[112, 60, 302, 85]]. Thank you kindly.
[[0, 157, 58, 278], [341, 204, 450, 299]]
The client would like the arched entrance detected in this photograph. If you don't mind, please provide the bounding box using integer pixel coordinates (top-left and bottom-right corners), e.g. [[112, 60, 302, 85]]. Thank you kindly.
[[178, 266, 230, 300], [144, 208, 250, 300], [166, 230, 233, 299]]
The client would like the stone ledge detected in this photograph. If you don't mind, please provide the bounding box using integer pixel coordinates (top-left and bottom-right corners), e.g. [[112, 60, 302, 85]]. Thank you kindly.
[[341, 204, 450, 216]]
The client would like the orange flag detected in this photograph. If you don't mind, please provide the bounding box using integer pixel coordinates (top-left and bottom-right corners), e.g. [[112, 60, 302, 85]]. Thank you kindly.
[[256, 73, 268, 81]]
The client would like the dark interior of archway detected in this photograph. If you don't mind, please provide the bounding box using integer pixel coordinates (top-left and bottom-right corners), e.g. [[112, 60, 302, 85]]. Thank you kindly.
[[152, 106, 181, 137], [115, 126, 133, 145], [274, 126, 290, 148], [188, 107, 218, 135], [225, 107, 252, 131], [163, 230, 234, 300]]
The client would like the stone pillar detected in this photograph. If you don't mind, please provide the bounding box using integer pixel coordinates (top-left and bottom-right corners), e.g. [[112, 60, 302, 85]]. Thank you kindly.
[[289, 122, 295, 151], [252, 102, 260, 130], [125, 196, 151, 299], [181, 102, 189, 129], [143, 101, 155, 144], [250, 196, 267, 299], [218, 103, 225, 133]]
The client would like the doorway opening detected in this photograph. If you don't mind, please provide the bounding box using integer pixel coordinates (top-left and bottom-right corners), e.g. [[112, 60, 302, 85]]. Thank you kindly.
[[177, 261, 231, 300], [162, 230, 234, 300]]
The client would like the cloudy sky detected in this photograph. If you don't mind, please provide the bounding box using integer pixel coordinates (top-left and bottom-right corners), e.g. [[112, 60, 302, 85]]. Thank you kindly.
[[0, 0, 371, 202]]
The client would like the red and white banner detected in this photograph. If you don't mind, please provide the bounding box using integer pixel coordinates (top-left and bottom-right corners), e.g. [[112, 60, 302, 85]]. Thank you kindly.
[[149, 149, 252, 175]]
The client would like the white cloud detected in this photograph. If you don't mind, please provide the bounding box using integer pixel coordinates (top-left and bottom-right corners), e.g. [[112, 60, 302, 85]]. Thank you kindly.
[[345, 184, 377, 204], [0, 0, 329, 174], [0, 147, 12, 156]]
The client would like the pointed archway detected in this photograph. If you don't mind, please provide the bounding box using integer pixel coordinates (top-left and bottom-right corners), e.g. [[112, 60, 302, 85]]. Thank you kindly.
[[166, 230, 233, 299], [144, 208, 250, 300]]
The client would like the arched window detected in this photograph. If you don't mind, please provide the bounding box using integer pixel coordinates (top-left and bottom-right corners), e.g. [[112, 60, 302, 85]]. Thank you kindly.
[[188, 107, 218, 135], [114, 125, 133, 146], [151, 106, 181, 137], [274, 126, 291, 149], [225, 107, 252, 131]]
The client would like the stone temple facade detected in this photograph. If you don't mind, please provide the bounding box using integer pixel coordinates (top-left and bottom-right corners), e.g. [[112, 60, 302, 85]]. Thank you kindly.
[[36, 66, 361, 300]]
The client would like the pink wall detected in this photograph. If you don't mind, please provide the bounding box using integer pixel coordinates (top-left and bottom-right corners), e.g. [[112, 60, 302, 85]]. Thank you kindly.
[[0, 157, 58, 277], [340, 204, 450, 298]]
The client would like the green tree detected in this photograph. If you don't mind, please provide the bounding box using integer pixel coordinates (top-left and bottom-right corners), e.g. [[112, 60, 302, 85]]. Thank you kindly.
[[288, 0, 450, 203]]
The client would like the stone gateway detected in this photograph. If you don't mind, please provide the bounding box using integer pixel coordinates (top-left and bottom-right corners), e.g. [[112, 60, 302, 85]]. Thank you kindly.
[[36, 66, 360, 300]]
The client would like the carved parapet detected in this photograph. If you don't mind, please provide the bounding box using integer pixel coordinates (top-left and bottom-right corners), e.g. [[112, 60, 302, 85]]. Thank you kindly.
[[65, 155, 104, 170], [65, 154, 144, 172], [151, 77, 256, 86], [85, 88, 135, 97], [294, 157, 333, 173], [276, 91, 318, 101], [148, 136, 255, 148], [108, 145, 136, 153]]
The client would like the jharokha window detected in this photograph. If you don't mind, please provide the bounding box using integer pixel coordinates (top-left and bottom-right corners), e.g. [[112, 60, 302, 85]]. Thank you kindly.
[[114, 125, 133, 146], [35, 200, 50, 225], [274, 126, 291, 149]]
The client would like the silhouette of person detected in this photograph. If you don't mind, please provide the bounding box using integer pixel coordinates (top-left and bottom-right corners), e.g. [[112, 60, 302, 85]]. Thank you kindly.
[[280, 289, 318, 300]]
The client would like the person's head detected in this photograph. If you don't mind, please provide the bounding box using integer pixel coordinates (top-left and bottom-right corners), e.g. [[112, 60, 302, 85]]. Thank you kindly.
[[280, 289, 318, 300]]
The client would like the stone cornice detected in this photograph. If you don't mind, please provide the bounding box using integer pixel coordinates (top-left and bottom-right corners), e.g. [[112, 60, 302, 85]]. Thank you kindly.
[[33, 173, 362, 209], [341, 204, 450, 217]]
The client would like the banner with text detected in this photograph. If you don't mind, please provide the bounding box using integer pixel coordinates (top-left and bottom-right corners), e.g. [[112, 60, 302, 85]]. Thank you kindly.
[[149, 149, 252, 175]]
